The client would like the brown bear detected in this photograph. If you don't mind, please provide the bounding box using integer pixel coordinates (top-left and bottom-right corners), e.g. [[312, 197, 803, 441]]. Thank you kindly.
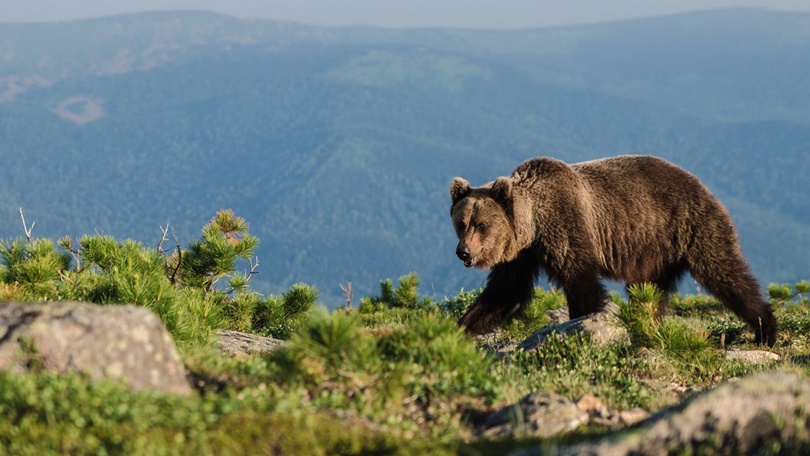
[[450, 155, 777, 346]]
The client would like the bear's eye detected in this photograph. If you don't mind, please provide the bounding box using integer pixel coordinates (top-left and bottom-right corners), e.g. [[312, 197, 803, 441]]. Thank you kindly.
[[476, 222, 486, 232]]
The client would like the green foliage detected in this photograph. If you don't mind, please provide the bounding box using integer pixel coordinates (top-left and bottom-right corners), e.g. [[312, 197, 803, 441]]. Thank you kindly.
[[0, 370, 410, 455], [502, 288, 566, 340], [285, 308, 378, 381], [0, 238, 71, 299], [441, 287, 479, 319], [3, 204, 810, 454], [615, 283, 755, 385], [375, 312, 497, 400], [80, 237, 175, 309], [359, 272, 437, 312], [178, 210, 260, 292], [248, 283, 319, 339], [3, 270, 810, 453], [268, 308, 496, 435], [670, 293, 724, 315], [0, 210, 271, 348], [768, 280, 810, 306], [619, 283, 664, 348], [776, 305, 810, 337], [619, 283, 712, 354]]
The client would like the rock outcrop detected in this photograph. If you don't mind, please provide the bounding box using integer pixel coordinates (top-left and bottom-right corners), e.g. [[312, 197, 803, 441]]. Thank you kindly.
[[513, 372, 810, 455]]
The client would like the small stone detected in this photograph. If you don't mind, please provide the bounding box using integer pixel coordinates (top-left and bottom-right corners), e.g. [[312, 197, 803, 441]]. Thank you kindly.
[[619, 407, 650, 426], [479, 391, 588, 438], [517, 302, 629, 353], [576, 394, 605, 413], [724, 350, 780, 364], [547, 307, 570, 325], [214, 329, 287, 358]]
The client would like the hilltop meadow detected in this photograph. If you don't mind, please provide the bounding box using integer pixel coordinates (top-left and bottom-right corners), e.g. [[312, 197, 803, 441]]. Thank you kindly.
[[1, 210, 809, 453]]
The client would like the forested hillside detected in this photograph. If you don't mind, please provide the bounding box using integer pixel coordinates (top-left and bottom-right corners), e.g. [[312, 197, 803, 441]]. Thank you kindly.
[[1, 8, 808, 304]]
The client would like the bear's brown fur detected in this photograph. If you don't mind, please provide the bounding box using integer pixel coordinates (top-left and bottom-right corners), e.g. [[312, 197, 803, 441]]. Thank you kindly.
[[450, 155, 777, 346]]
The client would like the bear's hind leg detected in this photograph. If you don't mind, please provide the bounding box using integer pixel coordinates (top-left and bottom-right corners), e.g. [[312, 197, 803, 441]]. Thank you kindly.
[[562, 268, 608, 319], [688, 248, 777, 346]]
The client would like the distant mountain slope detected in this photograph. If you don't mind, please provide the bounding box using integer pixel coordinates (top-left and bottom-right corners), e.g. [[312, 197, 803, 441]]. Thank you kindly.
[[1, 8, 808, 304]]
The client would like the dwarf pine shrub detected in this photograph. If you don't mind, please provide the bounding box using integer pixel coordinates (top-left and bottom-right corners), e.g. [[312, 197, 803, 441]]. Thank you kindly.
[[359, 272, 436, 312], [619, 283, 714, 353], [768, 280, 810, 306], [0, 238, 71, 300], [441, 287, 479, 319], [176, 209, 260, 292], [267, 306, 497, 427], [250, 283, 319, 338]]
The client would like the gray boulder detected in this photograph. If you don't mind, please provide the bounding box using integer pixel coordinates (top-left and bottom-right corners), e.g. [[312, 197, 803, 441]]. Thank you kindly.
[[517, 302, 630, 353], [0, 301, 191, 395]]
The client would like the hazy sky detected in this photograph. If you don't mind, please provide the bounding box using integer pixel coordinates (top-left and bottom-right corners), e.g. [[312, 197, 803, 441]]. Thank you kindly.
[[2, 0, 810, 28]]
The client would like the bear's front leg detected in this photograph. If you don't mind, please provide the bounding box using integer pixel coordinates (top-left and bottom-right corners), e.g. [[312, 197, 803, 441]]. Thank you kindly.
[[458, 252, 539, 335]]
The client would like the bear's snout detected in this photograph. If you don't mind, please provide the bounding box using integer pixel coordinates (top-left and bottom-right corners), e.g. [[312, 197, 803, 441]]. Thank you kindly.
[[456, 245, 473, 267]]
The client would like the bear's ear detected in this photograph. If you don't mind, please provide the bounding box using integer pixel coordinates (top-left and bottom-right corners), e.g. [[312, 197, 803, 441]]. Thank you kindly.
[[491, 177, 513, 204], [450, 177, 472, 205]]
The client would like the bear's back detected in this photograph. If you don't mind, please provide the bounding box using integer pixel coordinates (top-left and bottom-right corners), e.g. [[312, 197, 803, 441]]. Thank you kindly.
[[571, 155, 709, 209]]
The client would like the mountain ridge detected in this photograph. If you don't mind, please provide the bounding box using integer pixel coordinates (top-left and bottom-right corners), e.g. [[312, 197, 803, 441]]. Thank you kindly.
[[1, 8, 808, 304]]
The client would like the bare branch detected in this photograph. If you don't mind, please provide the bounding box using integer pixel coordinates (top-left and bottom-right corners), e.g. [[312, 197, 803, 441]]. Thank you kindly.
[[340, 281, 354, 310], [58, 270, 77, 287], [169, 226, 182, 285], [19, 208, 34, 244], [247, 256, 260, 279], [223, 256, 260, 294], [157, 222, 171, 254]]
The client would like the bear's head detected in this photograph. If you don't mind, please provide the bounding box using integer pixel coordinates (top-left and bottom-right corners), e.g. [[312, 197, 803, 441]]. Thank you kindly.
[[449, 175, 530, 270]]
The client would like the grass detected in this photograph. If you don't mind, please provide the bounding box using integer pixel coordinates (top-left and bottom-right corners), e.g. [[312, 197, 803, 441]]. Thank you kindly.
[[3, 278, 810, 454]]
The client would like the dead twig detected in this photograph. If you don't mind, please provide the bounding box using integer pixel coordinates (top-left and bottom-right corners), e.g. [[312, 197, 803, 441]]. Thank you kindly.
[[58, 270, 77, 287], [223, 256, 260, 294], [157, 222, 171, 254], [19, 208, 34, 244], [247, 256, 260, 281], [340, 281, 355, 310], [169, 226, 182, 285]]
